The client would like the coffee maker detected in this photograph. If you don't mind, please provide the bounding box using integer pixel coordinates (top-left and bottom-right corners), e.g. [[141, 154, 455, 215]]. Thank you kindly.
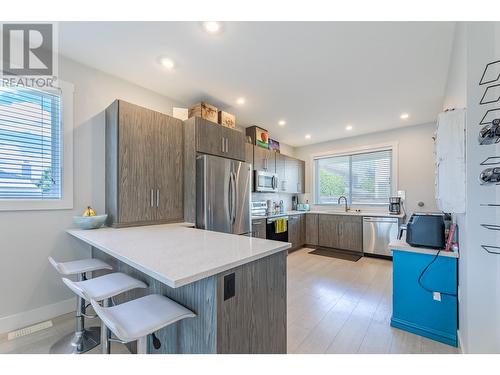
[[292, 195, 298, 211], [389, 197, 401, 215]]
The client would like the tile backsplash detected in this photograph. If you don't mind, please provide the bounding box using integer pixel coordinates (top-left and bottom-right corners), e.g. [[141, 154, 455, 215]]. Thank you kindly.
[[251, 192, 302, 212]]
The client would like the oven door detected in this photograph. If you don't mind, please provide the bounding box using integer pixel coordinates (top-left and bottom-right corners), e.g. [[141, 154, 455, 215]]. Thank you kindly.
[[255, 170, 278, 192], [266, 216, 289, 242]]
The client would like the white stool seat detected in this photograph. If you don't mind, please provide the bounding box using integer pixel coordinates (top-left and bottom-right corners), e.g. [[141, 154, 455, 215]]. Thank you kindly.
[[62, 273, 147, 301], [91, 294, 196, 343], [48, 256, 112, 275]]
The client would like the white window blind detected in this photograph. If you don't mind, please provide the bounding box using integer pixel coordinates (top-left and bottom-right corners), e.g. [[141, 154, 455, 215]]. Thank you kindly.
[[0, 87, 62, 200], [315, 149, 392, 205]]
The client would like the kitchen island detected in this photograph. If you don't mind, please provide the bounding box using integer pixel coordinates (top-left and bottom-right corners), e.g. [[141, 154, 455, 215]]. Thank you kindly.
[[67, 223, 290, 354]]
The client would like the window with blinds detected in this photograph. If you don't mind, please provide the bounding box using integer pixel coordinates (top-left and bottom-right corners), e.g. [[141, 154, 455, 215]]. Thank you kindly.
[[315, 149, 392, 205], [0, 87, 62, 200]]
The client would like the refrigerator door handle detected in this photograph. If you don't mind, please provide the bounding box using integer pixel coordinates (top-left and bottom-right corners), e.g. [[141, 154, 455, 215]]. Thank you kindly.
[[228, 172, 233, 227], [231, 172, 237, 224]]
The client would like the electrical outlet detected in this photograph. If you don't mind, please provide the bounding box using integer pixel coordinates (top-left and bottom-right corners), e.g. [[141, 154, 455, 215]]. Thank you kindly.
[[397, 190, 406, 200], [433, 292, 441, 302]]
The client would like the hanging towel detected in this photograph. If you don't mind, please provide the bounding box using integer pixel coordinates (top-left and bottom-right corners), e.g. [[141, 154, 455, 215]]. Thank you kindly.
[[274, 218, 287, 234]]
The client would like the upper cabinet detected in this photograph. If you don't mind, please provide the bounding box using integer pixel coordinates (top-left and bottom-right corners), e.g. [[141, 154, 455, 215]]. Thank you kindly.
[[253, 145, 276, 172], [192, 117, 246, 161], [105, 100, 184, 227], [276, 153, 305, 194]]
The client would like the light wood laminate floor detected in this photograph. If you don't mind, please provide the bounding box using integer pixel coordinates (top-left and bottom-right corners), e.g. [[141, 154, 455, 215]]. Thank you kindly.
[[287, 248, 459, 354], [1, 247, 459, 354]]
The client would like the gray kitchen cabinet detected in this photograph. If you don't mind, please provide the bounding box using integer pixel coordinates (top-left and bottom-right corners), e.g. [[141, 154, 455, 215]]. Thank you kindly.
[[191, 117, 246, 161], [222, 126, 246, 161], [245, 143, 254, 165], [253, 145, 276, 172], [154, 111, 184, 222], [275, 153, 287, 192], [337, 215, 363, 252], [251, 218, 267, 239], [297, 159, 305, 193], [288, 214, 305, 250], [305, 213, 318, 246], [318, 214, 362, 252], [275, 153, 305, 194], [318, 214, 341, 249], [105, 100, 184, 227]]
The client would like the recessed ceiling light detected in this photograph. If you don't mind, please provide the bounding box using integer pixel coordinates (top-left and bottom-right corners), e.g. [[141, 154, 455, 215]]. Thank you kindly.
[[160, 57, 175, 70], [278, 120, 286, 126], [236, 97, 245, 105], [305, 134, 311, 139], [400, 113, 409, 120], [203, 21, 222, 34], [345, 124, 353, 131]]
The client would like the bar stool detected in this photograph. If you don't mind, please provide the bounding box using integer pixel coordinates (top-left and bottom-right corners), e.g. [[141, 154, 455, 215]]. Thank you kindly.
[[61, 273, 148, 354], [48, 256, 112, 354], [90, 294, 196, 354]]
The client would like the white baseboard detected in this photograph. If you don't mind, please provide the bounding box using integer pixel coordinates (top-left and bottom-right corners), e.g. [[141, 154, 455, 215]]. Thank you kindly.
[[0, 298, 75, 335], [457, 329, 466, 354]]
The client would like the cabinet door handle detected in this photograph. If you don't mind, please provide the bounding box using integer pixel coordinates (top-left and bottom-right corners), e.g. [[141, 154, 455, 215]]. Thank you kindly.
[[221, 137, 225, 153], [156, 189, 160, 208], [150, 189, 154, 207], [225, 138, 229, 153]]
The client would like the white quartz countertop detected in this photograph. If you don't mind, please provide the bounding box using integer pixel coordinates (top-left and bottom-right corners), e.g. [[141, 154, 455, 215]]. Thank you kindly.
[[389, 240, 459, 258], [67, 223, 291, 288], [252, 210, 404, 220]]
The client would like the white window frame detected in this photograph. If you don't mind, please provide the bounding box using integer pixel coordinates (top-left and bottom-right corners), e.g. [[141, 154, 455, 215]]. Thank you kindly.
[[312, 141, 399, 206], [0, 80, 74, 211]]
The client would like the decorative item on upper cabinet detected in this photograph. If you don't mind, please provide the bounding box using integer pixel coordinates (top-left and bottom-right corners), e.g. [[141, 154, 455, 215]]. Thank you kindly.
[[218, 110, 236, 128], [188, 102, 218, 123], [268, 139, 280, 153], [246, 125, 269, 149], [173, 107, 189, 121]]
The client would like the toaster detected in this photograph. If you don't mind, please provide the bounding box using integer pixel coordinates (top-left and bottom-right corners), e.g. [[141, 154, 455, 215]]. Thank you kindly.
[[406, 213, 446, 249]]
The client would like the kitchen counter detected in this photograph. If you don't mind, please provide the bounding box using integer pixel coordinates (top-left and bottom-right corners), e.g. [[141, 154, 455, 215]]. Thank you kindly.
[[389, 239, 459, 258], [252, 209, 405, 220], [67, 222, 290, 288], [67, 222, 289, 353]]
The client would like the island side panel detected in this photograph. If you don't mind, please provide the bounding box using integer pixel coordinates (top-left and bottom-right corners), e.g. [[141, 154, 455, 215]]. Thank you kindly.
[[216, 251, 287, 354], [92, 247, 217, 354]]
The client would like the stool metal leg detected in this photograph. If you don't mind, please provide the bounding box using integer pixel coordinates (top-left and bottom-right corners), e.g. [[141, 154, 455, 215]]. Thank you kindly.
[[50, 272, 101, 354], [101, 298, 111, 354], [136, 336, 148, 354]]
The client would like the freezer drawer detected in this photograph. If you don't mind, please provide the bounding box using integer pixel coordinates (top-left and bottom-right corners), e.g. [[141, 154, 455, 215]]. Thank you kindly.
[[363, 216, 399, 256]]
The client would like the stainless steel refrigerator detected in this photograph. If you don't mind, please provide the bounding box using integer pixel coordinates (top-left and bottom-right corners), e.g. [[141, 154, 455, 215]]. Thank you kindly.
[[196, 154, 251, 235]]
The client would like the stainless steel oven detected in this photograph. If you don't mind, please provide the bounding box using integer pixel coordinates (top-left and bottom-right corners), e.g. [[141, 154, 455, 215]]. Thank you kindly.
[[254, 170, 278, 192]]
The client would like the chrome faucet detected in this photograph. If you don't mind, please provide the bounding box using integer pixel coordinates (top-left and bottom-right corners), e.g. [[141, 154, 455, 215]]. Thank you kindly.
[[338, 196, 349, 212]]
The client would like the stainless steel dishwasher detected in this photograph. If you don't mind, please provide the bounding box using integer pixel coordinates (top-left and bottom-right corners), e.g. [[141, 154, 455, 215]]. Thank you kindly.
[[362, 216, 399, 256]]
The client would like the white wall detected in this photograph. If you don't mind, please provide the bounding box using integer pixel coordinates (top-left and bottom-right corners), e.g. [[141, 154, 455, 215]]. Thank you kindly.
[[0, 56, 183, 333], [459, 22, 500, 353], [294, 123, 438, 218], [441, 22, 469, 352]]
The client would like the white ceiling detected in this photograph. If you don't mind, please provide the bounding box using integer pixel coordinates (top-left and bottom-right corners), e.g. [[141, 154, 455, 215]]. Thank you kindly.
[[58, 22, 455, 147]]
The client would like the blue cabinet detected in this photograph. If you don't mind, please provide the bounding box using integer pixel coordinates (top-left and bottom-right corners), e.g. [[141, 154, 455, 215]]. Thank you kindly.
[[391, 249, 458, 347]]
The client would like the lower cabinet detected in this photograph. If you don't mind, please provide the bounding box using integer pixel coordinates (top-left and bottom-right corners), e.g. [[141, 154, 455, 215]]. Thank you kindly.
[[305, 213, 318, 246], [318, 214, 362, 252], [288, 214, 305, 250], [251, 218, 267, 239]]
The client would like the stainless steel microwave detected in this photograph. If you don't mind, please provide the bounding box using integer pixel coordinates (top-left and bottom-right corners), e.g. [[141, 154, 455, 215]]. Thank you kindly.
[[254, 170, 278, 192]]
